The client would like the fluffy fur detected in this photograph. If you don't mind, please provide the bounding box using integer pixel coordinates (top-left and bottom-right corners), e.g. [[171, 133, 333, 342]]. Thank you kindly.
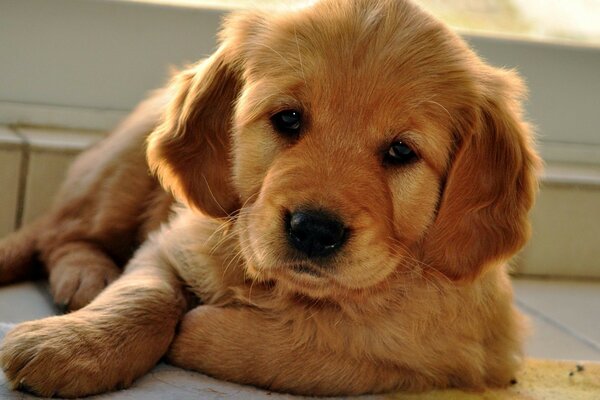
[[0, 0, 539, 397]]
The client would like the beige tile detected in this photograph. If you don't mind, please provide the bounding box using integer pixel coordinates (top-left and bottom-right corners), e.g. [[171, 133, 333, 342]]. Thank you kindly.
[[18, 128, 105, 224], [515, 182, 600, 278], [21, 151, 78, 223], [0, 127, 24, 236], [514, 278, 600, 350]]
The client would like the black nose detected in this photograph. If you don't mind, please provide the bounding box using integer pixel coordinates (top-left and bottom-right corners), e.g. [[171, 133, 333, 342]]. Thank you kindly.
[[286, 209, 347, 258]]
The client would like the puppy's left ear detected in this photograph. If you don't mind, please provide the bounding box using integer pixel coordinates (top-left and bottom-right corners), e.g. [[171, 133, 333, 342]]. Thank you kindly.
[[147, 12, 263, 218], [423, 70, 541, 281]]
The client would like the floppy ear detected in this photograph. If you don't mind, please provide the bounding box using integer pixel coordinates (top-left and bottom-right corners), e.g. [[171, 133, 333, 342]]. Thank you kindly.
[[146, 46, 241, 218], [422, 70, 540, 281], [147, 11, 264, 218]]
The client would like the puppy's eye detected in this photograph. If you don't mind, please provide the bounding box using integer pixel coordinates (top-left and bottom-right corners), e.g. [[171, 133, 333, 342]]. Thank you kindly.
[[271, 109, 302, 137], [384, 141, 418, 165]]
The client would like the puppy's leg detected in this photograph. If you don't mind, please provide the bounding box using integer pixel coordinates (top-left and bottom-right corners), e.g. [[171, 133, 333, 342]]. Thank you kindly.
[[46, 241, 121, 311], [0, 217, 49, 284], [0, 90, 169, 305], [167, 306, 411, 396], [0, 245, 186, 398]]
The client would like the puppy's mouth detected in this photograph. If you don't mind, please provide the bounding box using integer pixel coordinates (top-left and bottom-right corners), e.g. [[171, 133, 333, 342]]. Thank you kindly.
[[290, 263, 322, 277]]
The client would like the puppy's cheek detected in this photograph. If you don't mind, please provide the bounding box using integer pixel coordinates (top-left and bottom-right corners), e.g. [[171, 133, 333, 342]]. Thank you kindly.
[[326, 215, 398, 289], [231, 123, 280, 201], [236, 210, 264, 271], [389, 167, 441, 241], [238, 199, 286, 271], [336, 243, 399, 289]]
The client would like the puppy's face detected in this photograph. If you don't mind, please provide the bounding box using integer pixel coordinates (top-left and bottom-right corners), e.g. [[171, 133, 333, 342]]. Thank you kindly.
[[148, 0, 539, 299], [231, 18, 456, 296]]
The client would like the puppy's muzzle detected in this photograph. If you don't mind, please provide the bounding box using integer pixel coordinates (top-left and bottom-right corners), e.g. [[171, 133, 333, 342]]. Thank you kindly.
[[285, 209, 348, 259]]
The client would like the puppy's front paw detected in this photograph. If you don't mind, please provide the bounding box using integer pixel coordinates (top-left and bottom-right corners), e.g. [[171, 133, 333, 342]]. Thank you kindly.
[[50, 261, 120, 311], [0, 317, 123, 398]]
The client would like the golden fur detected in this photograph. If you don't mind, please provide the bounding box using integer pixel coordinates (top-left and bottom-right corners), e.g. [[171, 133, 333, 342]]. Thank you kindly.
[[0, 0, 539, 397]]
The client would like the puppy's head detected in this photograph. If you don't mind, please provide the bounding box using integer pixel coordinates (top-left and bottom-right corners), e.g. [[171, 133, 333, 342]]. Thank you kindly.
[[148, 0, 539, 299]]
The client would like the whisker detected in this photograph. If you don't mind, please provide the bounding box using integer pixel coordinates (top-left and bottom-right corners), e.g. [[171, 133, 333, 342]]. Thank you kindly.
[[201, 175, 228, 216]]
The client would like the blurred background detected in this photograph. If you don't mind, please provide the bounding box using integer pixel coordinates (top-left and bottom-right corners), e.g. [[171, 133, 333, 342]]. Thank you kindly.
[[136, 0, 600, 45], [0, 0, 599, 362]]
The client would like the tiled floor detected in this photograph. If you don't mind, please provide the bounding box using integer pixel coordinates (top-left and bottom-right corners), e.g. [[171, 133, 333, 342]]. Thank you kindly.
[[514, 277, 600, 361], [0, 277, 599, 363]]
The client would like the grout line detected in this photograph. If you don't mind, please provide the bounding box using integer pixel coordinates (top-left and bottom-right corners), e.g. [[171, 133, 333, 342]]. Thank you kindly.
[[11, 127, 30, 230], [516, 298, 600, 354]]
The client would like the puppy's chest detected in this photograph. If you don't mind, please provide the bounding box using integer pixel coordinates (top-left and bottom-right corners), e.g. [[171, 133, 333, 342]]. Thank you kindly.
[[168, 242, 244, 304], [171, 245, 479, 363], [280, 286, 496, 360], [160, 222, 244, 305], [164, 215, 495, 361]]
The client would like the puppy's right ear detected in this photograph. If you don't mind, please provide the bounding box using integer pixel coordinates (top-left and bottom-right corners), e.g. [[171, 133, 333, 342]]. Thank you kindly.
[[147, 12, 262, 218], [421, 69, 540, 281]]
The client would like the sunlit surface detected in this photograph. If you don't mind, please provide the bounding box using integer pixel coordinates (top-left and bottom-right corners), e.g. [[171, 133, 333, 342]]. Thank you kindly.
[[123, 0, 317, 11], [421, 0, 600, 46], [123, 0, 600, 46]]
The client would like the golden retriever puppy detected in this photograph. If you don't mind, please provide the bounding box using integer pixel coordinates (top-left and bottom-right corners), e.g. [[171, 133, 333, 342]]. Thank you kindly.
[[0, 0, 539, 397]]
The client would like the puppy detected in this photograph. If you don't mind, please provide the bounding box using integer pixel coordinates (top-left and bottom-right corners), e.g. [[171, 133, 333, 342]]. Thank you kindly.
[[0, 0, 540, 397]]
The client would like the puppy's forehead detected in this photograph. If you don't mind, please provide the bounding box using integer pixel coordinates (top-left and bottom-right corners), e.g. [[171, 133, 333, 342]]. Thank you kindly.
[[243, 0, 478, 116]]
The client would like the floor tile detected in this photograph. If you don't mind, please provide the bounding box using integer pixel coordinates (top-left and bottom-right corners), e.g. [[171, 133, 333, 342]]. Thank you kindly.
[[0, 282, 58, 323], [514, 278, 600, 350], [518, 301, 600, 361]]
